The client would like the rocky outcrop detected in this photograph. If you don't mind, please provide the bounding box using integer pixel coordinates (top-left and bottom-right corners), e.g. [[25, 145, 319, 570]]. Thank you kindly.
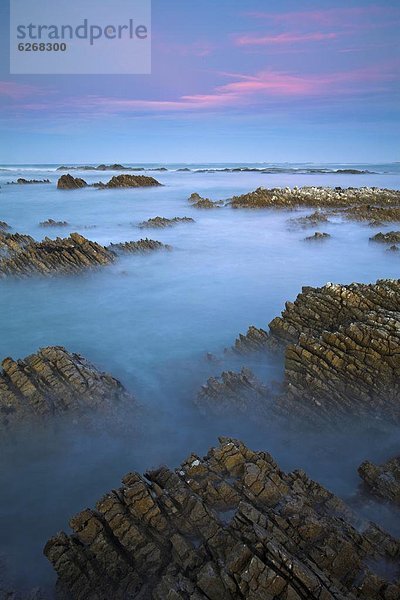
[[370, 232, 400, 244], [188, 193, 223, 209], [0, 232, 169, 278], [228, 186, 400, 209], [39, 219, 69, 227], [342, 206, 400, 224], [45, 437, 400, 600], [0, 221, 11, 232], [195, 369, 269, 416], [288, 211, 330, 228], [57, 175, 88, 190], [96, 174, 161, 189], [7, 178, 50, 184], [358, 456, 400, 506], [304, 232, 330, 241], [138, 216, 195, 228], [0, 346, 134, 429], [232, 326, 271, 354], [57, 164, 143, 172]]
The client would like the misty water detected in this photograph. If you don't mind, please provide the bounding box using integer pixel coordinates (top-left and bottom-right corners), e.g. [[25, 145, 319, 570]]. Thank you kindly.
[[1, 163, 400, 594]]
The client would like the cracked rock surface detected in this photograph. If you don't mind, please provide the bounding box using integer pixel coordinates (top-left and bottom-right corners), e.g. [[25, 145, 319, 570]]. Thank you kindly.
[[0, 346, 134, 429], [358, 456, 400, 506], [45, 437, 400, 599]]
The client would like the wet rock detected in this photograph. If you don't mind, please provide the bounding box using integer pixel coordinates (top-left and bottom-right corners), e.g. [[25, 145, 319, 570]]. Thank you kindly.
[[57, 175, 88, 190], [138, 216, 195, 228], [96, 174, 161, 188], [232, 326, 271, 354], [188, 192, 223, 209], [387, 245, 399, 252], [370, 232, 400, 244], [45, 437, 400, 599], [304, 232, 331, 241], [288, 210, 330, 228], [358, 457, 400, 506], [343, 206, 400, 224], [108, 238, 171, 255], [7, 178, 50, 185], [0, 346, 134, 429], [227, 186, 400, 209], [39, 219, 69, 227], [195, 368, 270, 416], [0, 221, 11, 232]]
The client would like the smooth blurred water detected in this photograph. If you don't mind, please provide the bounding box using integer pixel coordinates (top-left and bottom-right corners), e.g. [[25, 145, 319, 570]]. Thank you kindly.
[[1, 164, 400, 594]]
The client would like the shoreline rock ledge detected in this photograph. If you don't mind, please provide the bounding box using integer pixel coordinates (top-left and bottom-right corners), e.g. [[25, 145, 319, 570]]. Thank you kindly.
[[0, 346, 134, 429], [45, 437, 400, 599]]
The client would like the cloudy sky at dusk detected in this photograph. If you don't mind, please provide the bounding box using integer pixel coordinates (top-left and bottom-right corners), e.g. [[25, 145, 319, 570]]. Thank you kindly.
[[0, 0, 399, 163]]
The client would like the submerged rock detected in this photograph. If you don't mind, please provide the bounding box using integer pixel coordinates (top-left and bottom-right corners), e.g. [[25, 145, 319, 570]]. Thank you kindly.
[[232, 325, 271, 354], [0, 346, 134, 429], [188, 192, 223, 209], [370, 232, 400, 244], [39, 219, 69, 227], [7, 178, 50, 185], [288, 210, 330, 228], [0, 221, 11, 232], [358, 456, 400, 506], [57, 174, 88, 190], [138, 216, 195, 228], [45, 437, 400, 599], [96, 174, 161, 188], [0, 232, 169, 278], [304, 231, 331, 241]]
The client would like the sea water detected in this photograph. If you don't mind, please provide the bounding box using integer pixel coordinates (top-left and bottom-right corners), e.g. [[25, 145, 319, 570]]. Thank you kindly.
[[1, 163, 400, 593]]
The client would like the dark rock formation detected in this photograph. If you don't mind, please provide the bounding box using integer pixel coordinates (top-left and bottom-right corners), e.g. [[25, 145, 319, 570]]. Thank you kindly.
[[228, 186, 400, 209], [370, 232, 400, 244], [0, 221, 11, 232], [57, 175, 88, 190], [387, 245, 399, 252], [96, 174, 161, 189], [0, 232, 169, 278], [138, 216, 195, 228], [232, 326, 271, 354], [343, 206, 400, 224], [57, 164, 144, 172], [304, 232, 331, 241], [188, 193, 223, 209], [39, 219, 69, 227], [7, 178, 50, 185], [45, 437, 400, 599], [288, 211, 330, 228], [195, 369, 269, 416], [0, 346, 134, 429], [108, 238, 171, 255], [359, 457, 400, 506]]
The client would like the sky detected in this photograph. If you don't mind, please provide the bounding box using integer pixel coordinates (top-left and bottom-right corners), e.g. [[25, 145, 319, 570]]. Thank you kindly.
[[0, 0, 399, 163]]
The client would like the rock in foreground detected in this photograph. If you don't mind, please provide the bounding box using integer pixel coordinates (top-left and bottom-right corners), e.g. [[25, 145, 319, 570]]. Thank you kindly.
[[96, 174, 161, 188], [359, 456, 400, 506], [370, 232, 400, 244], [45, 437, 400, 599], [0, 346, 134, 429], [188, 192, 223, 208], [57, 174, 88, 190]]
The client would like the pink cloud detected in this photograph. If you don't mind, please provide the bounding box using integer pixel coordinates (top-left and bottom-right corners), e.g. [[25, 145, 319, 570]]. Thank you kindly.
[[0, 81, 43, 100], [245, 6, 399, 27], [236, 32, 338, 46]]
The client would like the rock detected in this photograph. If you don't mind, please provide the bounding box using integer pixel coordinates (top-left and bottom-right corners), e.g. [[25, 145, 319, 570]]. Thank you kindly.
[[96, 174, 161, 188], [108, 238, 171, 255], [358, 457, 400, 506], [44, 437, 400, 599], [304, 232, 331, 241], [387, 245, 400, 252], [0, 221, 11, 232], [138, 216, 195, 228], [188, 192, 223, 209], [227, 186, 400, 209], [288, 211, 330, 228], [0, 232, 169, 278], [0, 346, 134, 429], [57, 175, 88, 190], [343, 206, 400, 223], [39, 219, 69, 227], [57, 164, 143, 172], [370, 232, 400, 244], [195, 368, 270, 416], [232, 326, 272, 354], [7, 178, 50, 185]]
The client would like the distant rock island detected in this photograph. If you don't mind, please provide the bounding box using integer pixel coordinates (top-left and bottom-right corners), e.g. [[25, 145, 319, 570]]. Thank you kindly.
[[57, 173, 162, 189], [56, 164, 145, 171], [7, 178, 50, 184]]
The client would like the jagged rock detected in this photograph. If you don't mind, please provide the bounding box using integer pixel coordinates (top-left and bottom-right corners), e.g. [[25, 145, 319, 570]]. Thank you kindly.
[[227, 186, 400, 209], [0, 232, 168, 278], [45, 437, 400, 599], [96, 174, 161, 189], [0, 346, 134, 429], [7, 178, 50, 185], [56, 164, 144, 172], [108, 238, 171, 255], [188, 193, 223, 209], [39, 219, 69, 227], [358, 456, 400, 506], [138, 216, 195, 228], [288, 211, 330, 228], [195, 369, 269, 416], [232, 326, 271, 354], [304, 232, 331, 241], [370, 232, 400, 244], [343, 206, 400, 224], [57, 175, 88, 190], [0, 221, 11, 232]]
